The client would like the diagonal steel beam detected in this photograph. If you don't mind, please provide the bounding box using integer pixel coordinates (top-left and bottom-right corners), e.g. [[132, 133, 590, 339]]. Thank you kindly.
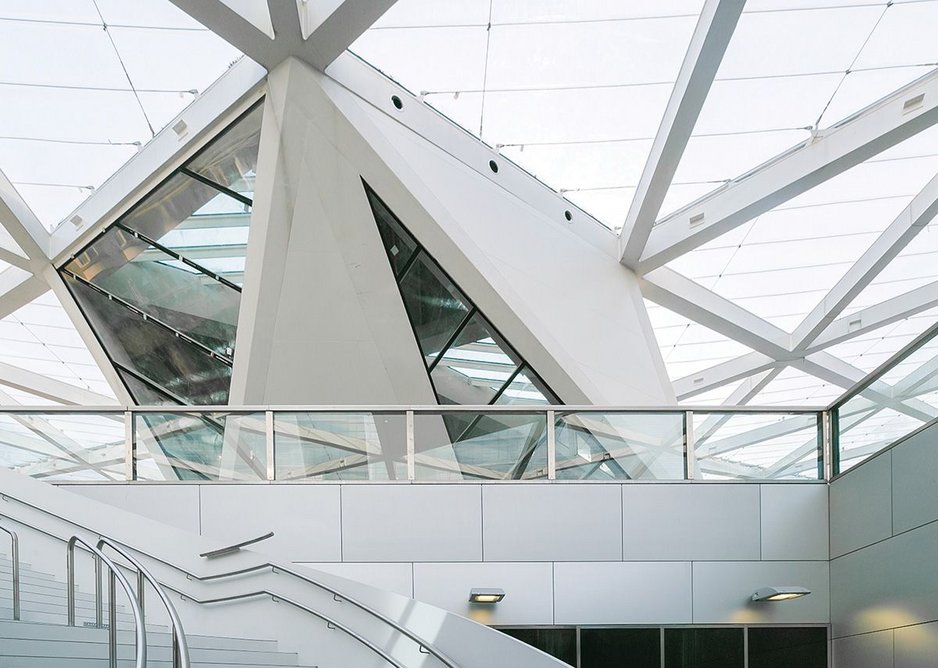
[[808, 279, 938, 353], [0, 168, 50, 264], [794, 171, 938, 350], [168, 0, 398, 72], [619, 0, 745, 267], [673, 352, 778, 401], [641, 267, 791, 357], [638, 68, 938, 273]]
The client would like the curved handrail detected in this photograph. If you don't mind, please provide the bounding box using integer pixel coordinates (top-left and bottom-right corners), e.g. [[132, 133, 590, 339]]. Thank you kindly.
[[193, 563, 460, 668], [1, 493, 462, 668], [0, 523, 19, 620], [169, 587, 406, 668], [97, 537, 190, 668], [67, 535, 146, 668]]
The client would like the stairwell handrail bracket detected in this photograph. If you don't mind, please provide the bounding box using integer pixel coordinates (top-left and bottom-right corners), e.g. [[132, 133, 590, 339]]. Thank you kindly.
[[0, 522, 20, 620], [66, 534, 146, 668]]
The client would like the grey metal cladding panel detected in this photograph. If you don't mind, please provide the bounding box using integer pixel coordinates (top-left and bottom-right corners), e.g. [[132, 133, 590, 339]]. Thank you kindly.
[[895, 621, 938, 668], [299, 562, 415, 598], [761, 484, 829, 561], [199, 484, 341, 561], [64, 484, 200, 534], [413, 562, 554, 626], [832, 630, 894, 668], [692, 561, 830, 624], [891, 423, 938, 534], [830, 521, 938, 637], [553, 561, 692, 625], [830, 452, 892, 558], [621, 484, 760, 560], [482, 484, 622, 562], [341, 484, 482, 562]]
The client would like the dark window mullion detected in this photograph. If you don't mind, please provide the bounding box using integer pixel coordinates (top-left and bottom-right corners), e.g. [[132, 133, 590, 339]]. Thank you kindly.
[[488, 365, 524, 406], [114, 221, 242, 293], [180, 166, 254, 208], [114, 362, 186, 405], [396, 246, 422, 284], [427, 306, 477, 373], [63, 270, 234, 366]]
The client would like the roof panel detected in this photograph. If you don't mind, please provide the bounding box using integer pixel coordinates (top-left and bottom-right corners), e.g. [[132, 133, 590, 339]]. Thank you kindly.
[[0, 1, 245, 229]]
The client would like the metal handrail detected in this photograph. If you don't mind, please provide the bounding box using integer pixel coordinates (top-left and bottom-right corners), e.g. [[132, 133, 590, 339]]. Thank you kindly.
[[0, 523, 19, 620], [192, 562, 461, 668], [169, 588, 406, 668], [96, 537, 190, 668], [67, 535, 146, 668], [2, 495, 461, 668]]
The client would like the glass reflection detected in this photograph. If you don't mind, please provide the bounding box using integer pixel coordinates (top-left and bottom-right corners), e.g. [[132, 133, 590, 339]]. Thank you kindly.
[[367, 180, 559, 406], [66, 275, 231, 405], [186, 102, 262, 198], [275, 412, 406, 480], [414, 411, 548, 480], [554, 412, 684, 480], [65, 226, 239, 356], [135, 412, 266, 481], [0, 412, 125, 482], [432, 313, 521, 405], [693, 412, 821, 480], [366, 184, 417, 277], [398, 252, 470, 364]]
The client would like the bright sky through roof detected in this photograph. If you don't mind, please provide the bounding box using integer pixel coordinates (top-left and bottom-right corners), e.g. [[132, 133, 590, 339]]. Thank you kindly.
[[0, 0, 242, 229]]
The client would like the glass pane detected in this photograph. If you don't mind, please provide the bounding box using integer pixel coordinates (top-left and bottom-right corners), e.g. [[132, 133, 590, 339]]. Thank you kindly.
[[398, 252, 471, 364], [499, 628, 576, 667], [0, 412, 125, 481], [414, 411, 548, 480], [495, 367, 555, 405], [65, 275, 231, 405], [748, 627, 827, 668], [555, 412, 684, 481], [118, 172, 228, 247], [367, 184, 418, 278], [836, 397, 923, 473], [117, 368, 178, 406], [156, 189, 251, 285], [664, 628, 744, 668], [187, 102, 262, 198], [694, 412, 821, 480], [64, 226, 240, 356], [432, 313, 521, 405], [580, 628, 661, 668], [274, 412, 406, 481], [135, 412, 266, 481]]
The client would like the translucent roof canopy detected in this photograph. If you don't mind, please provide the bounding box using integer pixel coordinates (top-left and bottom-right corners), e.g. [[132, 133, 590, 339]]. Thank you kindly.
[[0, 0, 935, 415], [0, 0, 242, 228], [352, 0, 938, 409]]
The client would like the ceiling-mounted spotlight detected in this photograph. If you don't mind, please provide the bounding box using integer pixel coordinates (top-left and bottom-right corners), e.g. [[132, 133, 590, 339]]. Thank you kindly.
[[751, 586, 811, 602], [469, 588, 505, 604]]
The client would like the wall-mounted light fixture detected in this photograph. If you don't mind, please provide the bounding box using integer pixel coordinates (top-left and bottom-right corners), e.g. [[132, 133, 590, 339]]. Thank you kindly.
[[751, 586, 811, 602], [469, 588, 506, 604]]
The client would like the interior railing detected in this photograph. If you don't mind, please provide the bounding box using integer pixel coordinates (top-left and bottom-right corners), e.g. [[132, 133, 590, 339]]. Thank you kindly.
[[66, 535, 148, 668], [0, 489, 461, 668], [831, 319, 938, 475], [3, 331, 937, 487], [0, 405, 830, 483]]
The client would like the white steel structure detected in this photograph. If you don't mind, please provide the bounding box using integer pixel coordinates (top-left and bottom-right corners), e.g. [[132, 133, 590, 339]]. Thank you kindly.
[[0, 2, 937, 667]]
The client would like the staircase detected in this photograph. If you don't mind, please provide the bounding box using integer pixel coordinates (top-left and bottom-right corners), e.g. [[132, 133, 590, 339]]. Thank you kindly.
[[0, 556, 313, 667]]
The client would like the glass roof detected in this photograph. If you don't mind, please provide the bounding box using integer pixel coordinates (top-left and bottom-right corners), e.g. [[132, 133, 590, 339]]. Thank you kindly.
[[0, 0, 933, 411], [0, 0, 242, 228], [0, 291, 114, 399], [352, 0, 938, 407]]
